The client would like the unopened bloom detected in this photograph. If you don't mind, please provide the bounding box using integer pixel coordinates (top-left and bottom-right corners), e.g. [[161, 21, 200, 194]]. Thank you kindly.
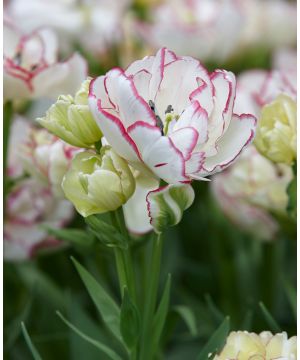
[[211, 146, 292, 240], [255, 94, 296, 165], [62, 148, 135, 217], [214, 331, 297, 360], [89, 48, 256, 185], [136, 0, 243, 63], [4, 23, 87, 100], [38, 78, 102, 148], [4, 178, 73, 261], [19, 124, 80, 197]]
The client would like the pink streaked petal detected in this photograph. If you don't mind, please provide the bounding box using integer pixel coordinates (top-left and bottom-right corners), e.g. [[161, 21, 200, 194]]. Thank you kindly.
[[125, 55, 154, 76], [189, 79, 214, 117], [168, 127, 199, 160], [89, 97, 142, 163], [101, 69, 157, 128], [128, 121, 162, 154], [174, 101, 208, 146], [199, 114, 257, 176], [89, 75, 116, 110], [185, 151, 206, 175], [130, 69, 152, 101], [143, 136, 188, 183]]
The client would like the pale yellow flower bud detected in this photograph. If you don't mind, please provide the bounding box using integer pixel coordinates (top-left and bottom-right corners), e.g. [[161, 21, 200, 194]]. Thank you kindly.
[[255, 94, 296, 165], [37, 78, 102, 148], [215, 331, 297, 360], [62, 148, 135, 217]]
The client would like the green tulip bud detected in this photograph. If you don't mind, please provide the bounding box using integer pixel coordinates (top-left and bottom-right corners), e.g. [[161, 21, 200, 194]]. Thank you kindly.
[[37, 78, 102, 148], [255, 94, 296, 165], [62, 148, 135, 217]]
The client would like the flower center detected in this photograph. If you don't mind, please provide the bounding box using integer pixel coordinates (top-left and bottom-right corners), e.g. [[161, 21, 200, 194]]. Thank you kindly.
[[148, 101, 179, 135]]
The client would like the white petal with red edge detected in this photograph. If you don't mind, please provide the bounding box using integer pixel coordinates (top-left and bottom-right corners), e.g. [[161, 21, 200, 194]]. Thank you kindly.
[[123, 175, 159, 234], [189, 80, 214, 118], [174, 101, 208, 146], [185, 152, 206, 175], [146, 183, 195, 234], [125, 55, 154, 76], [128, 121, 162, 154], [168, 127, 198, 160], [143, 136, 188, 183], [199, 114, 257, 176]]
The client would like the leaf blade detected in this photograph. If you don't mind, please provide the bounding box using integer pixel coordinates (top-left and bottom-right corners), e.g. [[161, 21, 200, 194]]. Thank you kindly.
[[21, 322, 43, 360]]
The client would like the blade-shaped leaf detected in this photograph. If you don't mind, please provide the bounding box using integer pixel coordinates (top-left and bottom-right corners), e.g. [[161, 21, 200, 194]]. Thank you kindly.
[[287, 173, 297, 220], [197, 317, 230, 360], [173, 305, 198, 337], [56, 312, 122, 360], [259, 302, 281, 333], [152, 274, 172, 349], [85, 215, 127, 249], [42, 226, 95, 247], [71, 257, 122, 343], [21, 322, 43, 360], [283, 279, 297, 320], [120, 287, 140, 349]]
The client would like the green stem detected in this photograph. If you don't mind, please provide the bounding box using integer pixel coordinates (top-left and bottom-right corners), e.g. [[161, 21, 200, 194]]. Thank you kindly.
[[114, 247, 128, 297], [139, 233, 163, 360]]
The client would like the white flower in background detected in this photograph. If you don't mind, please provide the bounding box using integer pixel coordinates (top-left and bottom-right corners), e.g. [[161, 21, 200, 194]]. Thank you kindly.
[[37, 78, 103, 148], [273, 48, 297, 73], [239, 0, 296, 51], [135, 0, 243, 63], [89, 48, 256, 233], [4, 178, 73, 261], [62, 149, 135, 217], [4, 23, 87, 100], [5, 0, 131, 56], [211, 146, 292, 240], [214, 331, 297, 360], [19, 124, 80, 197]]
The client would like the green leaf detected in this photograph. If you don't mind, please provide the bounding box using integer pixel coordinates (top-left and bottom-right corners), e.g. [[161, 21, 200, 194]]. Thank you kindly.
[[120, 287, 140, 349], [204, 294, 224, 324], [56, 312, 122, 360], [283, 279, 297, 320], [152, 274, 172, 349], [197, 316, 230, 360], [259, 302, 281, 333], [287, 173, 297, 220], [71, 257, 122, 343], [173, 305, 198, 337], [42, 226, 95, 247], [21, 322, 43, 360], [85, 215, 127, 249]]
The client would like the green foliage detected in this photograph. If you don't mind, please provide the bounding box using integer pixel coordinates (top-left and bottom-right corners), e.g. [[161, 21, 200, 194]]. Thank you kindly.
[[21, 322, 43, 360]]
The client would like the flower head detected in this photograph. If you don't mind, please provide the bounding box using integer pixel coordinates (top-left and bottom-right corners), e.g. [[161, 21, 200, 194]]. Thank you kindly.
[[255, 94, 296, 165], [4, 23, 87, 100], [89, 48, 256, 185], [211, 146, 292, 240], [4, 178, 73, 261], [214, 331, 297, 360], [62, 148, 135, 217], [38, 78, 102, 148]]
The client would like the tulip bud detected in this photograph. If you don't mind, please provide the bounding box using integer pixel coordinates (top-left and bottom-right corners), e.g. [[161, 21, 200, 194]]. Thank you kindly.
[[146, 184, 195, 234], [62, 148, 135, 217], [255, 94, 296, 165], [37, 78, 102, 148]]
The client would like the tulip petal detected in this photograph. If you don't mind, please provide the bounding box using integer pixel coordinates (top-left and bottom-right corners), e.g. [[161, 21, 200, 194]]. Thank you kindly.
[[199, 114, 257, 176], [147, 184, 195, 233], [168, 127, 198, 160]]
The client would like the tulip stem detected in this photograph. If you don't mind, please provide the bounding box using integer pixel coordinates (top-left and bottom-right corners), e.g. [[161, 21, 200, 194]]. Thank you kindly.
[[139, 233, 163, 360]]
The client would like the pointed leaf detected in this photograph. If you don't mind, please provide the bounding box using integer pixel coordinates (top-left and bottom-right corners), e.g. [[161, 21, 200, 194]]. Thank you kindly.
[[197, 317, 230, 360], [21, 322, 43, 360], [85, 215, 127, 249], [42, 226, 95, 247], [173, 305, 198, 337], [56, 312, 122, 360], [71, 257, 122, 343], [152, 274, 172, 349], [120, 287, 140, 349], [259, 302, 281, 333], [287, 174, 297, 220], [283, 279, 297, 320]]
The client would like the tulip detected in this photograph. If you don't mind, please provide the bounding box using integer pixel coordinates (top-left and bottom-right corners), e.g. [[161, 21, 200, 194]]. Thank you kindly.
[[62, 148, 135, 217], [214, 331, 297, 360], [3, 23, 87, 100], [211, 146, 292, 240], [89, 48, 256, 185], [4, 178, 73, 261], [38, 78, 102, 148], [255, 94, 296, 165]]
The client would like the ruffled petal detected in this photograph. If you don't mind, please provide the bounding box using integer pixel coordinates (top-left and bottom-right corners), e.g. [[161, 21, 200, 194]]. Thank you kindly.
[[168, 127, 198, 160]]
